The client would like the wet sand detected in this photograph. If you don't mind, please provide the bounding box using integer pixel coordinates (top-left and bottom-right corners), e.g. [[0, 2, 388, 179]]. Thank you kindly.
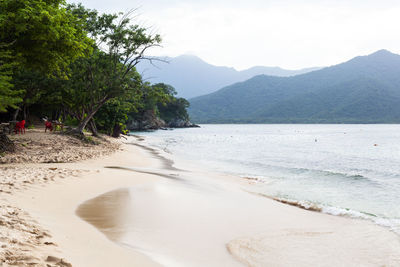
[[76, 139, 400, 267], [7, 135, 400, 266]]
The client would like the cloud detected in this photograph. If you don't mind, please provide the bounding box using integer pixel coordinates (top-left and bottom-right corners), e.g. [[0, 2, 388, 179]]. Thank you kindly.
[[70, 0, 400, 69]]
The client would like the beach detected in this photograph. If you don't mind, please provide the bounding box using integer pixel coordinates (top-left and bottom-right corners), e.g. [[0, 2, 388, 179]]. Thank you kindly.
[[0, 130, 160, 266], [1, 130, 400, 266]]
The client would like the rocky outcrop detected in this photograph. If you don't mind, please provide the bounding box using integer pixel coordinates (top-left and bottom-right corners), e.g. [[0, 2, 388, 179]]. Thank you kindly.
[[127, 110, 199, 131], [127, 110, 166, 131], [166, 118, 200, 128]]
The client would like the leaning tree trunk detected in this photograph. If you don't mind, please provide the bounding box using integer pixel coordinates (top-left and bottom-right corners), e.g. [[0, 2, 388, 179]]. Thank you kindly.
[[72, 103, 105, 135], [73, 114, 92, 135], [88, 119, 98, 137], [70, 97, 109, 137], [0, 132, 15, 154]]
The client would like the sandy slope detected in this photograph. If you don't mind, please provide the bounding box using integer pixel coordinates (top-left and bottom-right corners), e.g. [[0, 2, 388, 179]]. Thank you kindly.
[[3, 136, 161, 267], [0, 129, 127, 266]]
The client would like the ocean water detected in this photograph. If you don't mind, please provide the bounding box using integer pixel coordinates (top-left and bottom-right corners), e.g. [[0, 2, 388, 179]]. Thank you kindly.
[[137, 124, 400, 233]]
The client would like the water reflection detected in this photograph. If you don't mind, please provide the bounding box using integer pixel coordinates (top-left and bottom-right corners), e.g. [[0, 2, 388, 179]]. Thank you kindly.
[[76, 188, 133, 241]]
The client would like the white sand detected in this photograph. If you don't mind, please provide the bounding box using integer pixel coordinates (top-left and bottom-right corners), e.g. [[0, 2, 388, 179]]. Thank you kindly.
[[0, 129, 121, 266], [5, 139, 161, 266], [3, 134, 400, 266]]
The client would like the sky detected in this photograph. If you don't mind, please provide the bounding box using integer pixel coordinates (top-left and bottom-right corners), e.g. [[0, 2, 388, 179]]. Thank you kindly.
[[70, 0, 400, 70]]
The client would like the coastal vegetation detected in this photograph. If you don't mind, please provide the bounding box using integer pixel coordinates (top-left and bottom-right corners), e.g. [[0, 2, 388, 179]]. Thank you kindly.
[[0, 0, 191, 150]]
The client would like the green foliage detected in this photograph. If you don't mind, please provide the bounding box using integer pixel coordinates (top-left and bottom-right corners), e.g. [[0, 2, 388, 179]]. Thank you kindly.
[[156, 84, 189, 123], [128, 82, 190, 125], [94, 96, 140, 135], [0, 45, 22, 112], [142, 83, 173, 111], [0, 0, 92, 74], [160, 97, 190, 122], [0, 0, 91, 114], [62, 49, 143, 128], [63, 116, 79, 127], [12, 69, 52, 107]]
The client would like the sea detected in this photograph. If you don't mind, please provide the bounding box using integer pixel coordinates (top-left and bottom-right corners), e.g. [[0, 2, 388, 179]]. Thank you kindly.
[[138, 124, 400, 234]]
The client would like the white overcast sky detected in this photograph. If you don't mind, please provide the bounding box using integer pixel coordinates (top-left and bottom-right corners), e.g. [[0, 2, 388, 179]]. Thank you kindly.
[[70, 0, 400, 70]]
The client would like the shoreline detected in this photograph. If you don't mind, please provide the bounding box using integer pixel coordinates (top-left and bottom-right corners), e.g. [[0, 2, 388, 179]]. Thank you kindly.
[[131, 137, 400, 266], [3, 134, 400, 266], [139, 127, 400, 239]]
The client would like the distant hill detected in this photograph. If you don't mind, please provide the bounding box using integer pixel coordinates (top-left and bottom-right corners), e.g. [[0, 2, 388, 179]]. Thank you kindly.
[[188, 50, 400, 123], [136, 55, 321, 99]]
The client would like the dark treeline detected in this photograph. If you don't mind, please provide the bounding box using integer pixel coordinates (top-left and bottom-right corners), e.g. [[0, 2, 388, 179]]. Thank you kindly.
[[0, 0, 191, 141]]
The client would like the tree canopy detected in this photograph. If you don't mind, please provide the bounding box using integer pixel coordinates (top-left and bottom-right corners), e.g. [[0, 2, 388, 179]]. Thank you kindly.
[[0, 0, 92, 73], [0, 45, 21, 112]]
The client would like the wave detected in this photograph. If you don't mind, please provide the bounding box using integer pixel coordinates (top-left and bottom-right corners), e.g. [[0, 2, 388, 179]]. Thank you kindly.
[[322, 206, 400, 234], [271, 166, 376, 183], [228, 157, 382, 184], [249, 191, 400, 235]]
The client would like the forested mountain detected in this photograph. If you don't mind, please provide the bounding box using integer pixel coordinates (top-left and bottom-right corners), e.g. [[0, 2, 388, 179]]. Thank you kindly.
[[136, 55, 321, 98], [189, 50, 400, 123]]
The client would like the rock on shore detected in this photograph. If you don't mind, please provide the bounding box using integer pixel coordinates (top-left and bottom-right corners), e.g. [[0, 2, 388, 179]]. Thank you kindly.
[[127, 110, 199, 131]]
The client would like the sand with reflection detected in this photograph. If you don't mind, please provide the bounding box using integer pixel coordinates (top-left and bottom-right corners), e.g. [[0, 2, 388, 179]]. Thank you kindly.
[[77, 160, 400, 267]]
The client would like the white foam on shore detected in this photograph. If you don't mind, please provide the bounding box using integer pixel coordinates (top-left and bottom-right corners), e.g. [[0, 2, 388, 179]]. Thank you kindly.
[[264, 193, 400, 235], [321, 205, 400, 234], [278, 197, 400, 235]]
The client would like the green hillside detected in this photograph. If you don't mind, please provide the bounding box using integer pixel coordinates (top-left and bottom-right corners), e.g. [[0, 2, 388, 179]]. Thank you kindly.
[[189, 50, 400, 123]]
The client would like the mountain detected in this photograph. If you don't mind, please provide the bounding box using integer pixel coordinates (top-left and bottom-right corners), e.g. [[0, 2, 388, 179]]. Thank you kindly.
[[239, 65, 321, 78], [136, 55, 321, 99], [188, 50, 400, 123]]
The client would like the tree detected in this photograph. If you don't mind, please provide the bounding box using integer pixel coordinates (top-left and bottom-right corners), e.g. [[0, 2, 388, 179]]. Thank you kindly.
[[11, 69, 56, 120], [0, 0, 92, 123], [62, 50, 142, 134], [0, 0, 92, 74], [0, 45, 21, 112], [126, 82, 191, 130], [0, 45, 20, 153], [63, 5, 162, 135], [154, 83, 189, 123], [141, 83, 173, 111], [158, 97, 190, 123], [94, 95, 141, 137]]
